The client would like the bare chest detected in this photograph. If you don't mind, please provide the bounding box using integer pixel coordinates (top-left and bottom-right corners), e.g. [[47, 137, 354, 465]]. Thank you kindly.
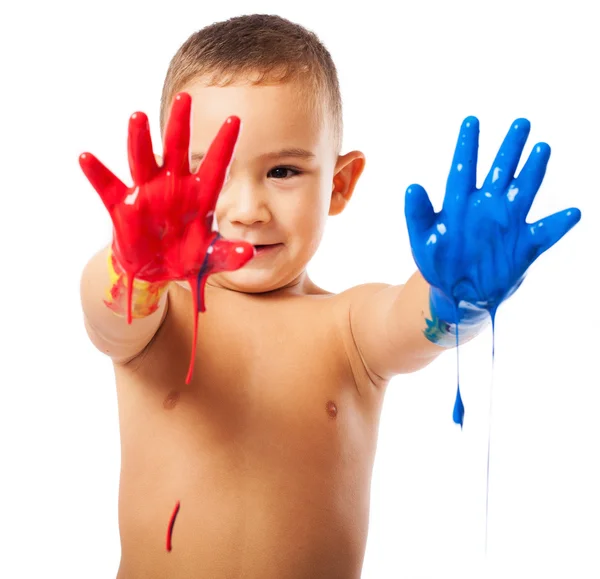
[[112, 290, 383, 578], [117, 296, 377, 472]]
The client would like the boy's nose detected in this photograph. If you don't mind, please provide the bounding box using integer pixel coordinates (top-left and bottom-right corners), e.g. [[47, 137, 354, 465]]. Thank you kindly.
[[223, 186, 271, 226]]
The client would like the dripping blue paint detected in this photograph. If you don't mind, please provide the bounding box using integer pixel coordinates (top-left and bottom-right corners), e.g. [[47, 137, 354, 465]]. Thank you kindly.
[[404, 115, 581, 552], [405, 115, 581, 426]]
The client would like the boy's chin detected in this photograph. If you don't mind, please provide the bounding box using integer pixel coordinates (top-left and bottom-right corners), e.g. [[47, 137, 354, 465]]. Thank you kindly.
[[210, 268, 302, 294], [208, 268, 279, 294]]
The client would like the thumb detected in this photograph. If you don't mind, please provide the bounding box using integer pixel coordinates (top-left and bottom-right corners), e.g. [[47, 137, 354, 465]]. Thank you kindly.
[[405, 183, 435, 239], [527, 207, 581, 258]]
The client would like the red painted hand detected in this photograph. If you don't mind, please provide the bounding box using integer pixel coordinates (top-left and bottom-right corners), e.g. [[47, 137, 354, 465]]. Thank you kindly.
[[79, 92, 255, 382]]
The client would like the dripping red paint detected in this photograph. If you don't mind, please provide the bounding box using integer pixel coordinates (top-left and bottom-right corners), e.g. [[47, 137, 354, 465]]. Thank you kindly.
[[166, 500, 181, 552], [79, 92, 256, 383]]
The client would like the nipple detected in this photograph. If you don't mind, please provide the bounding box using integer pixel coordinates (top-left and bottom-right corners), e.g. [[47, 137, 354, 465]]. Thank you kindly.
[[326, 400, 338, 418]]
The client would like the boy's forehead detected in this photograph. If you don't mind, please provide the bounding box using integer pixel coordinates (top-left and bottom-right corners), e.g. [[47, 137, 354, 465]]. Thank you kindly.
[[181, 80, 332, 158]]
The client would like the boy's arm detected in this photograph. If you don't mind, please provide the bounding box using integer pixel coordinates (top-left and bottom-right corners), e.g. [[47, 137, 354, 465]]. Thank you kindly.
[[80, 245, 169, 364], [350, 116, 581, 383], [348, 270, 488, 381]]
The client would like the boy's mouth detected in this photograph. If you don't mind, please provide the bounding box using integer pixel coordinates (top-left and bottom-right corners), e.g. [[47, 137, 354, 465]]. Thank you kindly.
[[253, 243, 283, 254]]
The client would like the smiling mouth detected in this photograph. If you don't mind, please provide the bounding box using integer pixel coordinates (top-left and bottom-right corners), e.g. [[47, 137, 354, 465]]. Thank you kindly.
[[254, 243, 283, 253]]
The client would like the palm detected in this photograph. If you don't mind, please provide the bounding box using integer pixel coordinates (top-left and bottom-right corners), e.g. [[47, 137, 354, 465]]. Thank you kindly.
[[405, 116, 581, 312]]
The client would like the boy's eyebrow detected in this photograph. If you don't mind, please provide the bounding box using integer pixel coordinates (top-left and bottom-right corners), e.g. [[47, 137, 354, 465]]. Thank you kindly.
[[190, 148, 315, 164], [259, 148, 316, 160]]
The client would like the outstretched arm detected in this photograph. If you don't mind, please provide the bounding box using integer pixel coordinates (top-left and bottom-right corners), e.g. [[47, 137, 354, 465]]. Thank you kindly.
[[349, 271, 488, 381], [350, 116, 580, 383], [79, 93, 254, 379], [80, 244, 170, 364]]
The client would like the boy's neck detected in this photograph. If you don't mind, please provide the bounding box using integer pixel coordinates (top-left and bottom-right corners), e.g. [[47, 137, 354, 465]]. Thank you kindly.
[[174, 273, 328, 297]]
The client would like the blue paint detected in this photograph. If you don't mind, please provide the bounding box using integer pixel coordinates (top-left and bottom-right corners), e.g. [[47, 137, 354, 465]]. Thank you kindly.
[[484, 308, 497, 553], [426, 286, 487, 427], [452, 380, 464, 427], [195, 232, 222, 311], [405, 116, 581, 550], [405, 115, 581, 425]]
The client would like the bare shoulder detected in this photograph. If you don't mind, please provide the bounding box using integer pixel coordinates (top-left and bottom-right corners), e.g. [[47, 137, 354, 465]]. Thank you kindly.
[[321, 283, 395, 391], [329, 282, 394, 307], [325, 281, 396, 324], [299, 281, 393, 323]]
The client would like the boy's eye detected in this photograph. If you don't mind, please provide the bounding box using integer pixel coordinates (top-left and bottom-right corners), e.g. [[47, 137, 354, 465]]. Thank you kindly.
[[267, 166, 300, 179]]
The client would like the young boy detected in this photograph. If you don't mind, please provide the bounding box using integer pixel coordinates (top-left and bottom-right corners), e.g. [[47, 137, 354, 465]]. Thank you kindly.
[[79, 13, 579, 579]]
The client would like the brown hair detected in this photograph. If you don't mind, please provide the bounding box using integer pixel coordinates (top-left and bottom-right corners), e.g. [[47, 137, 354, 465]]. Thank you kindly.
[[159, 14, 343, 152]]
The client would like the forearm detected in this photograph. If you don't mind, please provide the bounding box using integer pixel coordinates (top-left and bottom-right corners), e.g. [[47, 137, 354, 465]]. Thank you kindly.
[[375, 270, 490, 375], [80, 244, 170, 361]]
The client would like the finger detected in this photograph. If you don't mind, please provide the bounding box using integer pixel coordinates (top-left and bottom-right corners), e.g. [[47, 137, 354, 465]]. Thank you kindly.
[[163, 92, 192, 174], [482, 118, 531, 193], [527, 207, 581, 258], [127, 111, 159, 184], [443, 116, 479, 212], [206, 236, 255, 274], [197, 116, 241, 214], [511, 142, 551, 218], [79, 152, 128, 210], [405, 183, 436, 239]]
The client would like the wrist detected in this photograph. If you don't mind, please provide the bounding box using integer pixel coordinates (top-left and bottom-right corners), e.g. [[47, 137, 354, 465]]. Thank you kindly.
[[105, 247, 169, 322], [425, 286, 489, 347]]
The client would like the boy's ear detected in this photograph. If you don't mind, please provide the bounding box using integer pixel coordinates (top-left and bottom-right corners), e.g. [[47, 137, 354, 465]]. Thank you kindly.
[[329, 151, 365, 216]]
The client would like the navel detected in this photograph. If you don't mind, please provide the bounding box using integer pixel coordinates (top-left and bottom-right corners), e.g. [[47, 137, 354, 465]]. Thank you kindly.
[[163, 390, 181, 410], [325, 400, 338, 418]]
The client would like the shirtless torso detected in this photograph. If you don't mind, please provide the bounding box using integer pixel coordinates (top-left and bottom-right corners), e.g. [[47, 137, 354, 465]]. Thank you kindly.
[[114, 281, 388, 579]]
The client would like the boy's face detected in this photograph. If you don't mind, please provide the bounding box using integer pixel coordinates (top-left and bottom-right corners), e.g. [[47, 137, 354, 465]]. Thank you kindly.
[[179, 78, 364, 294]]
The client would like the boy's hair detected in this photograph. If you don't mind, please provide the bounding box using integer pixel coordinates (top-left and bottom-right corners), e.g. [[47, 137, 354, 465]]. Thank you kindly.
[[159, 14, 343, 153]]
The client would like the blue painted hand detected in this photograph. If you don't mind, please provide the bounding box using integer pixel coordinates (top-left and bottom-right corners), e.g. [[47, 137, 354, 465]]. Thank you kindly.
[[405, 116, 581, 425], [406, 116, 580, 319]]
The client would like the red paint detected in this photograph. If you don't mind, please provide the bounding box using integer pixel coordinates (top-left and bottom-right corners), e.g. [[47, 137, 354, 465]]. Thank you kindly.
[[166, 500, 181, 552], [79, 92, 255, 383]]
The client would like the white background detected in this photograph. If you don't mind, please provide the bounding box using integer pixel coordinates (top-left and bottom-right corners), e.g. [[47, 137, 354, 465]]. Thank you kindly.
[[1, 1, 599, 578]]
